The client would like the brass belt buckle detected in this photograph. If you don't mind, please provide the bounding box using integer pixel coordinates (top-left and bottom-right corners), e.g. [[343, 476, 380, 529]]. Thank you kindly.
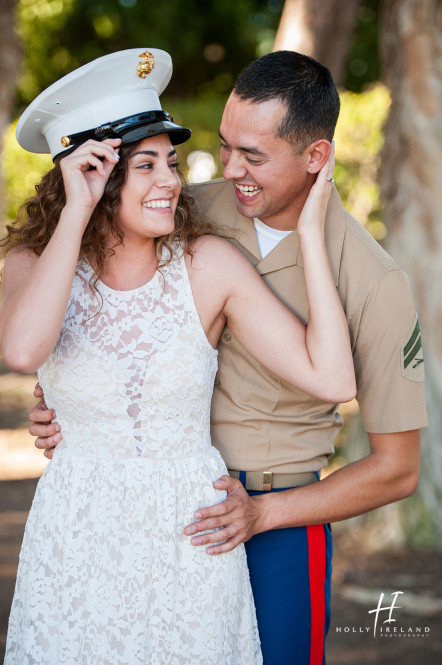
[[262, 471, 272, 491]]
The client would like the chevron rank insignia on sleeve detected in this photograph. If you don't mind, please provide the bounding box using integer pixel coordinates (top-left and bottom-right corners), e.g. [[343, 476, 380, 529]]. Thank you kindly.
[[401, 317, 425, 383]]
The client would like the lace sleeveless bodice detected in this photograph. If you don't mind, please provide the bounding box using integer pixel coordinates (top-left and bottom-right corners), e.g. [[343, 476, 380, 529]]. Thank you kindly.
[[5, 245, 262, 665], [38, 249, 218, 460]]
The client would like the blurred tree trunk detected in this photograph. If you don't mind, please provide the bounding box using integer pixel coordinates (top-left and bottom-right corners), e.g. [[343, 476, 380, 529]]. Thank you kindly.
[[272, 0, 362, 86], [380, 0, 442, 546], [0, 0, 21, 224]]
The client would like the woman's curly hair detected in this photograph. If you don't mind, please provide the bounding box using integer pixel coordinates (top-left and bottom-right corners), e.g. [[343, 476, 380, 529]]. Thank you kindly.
[[1, 139, 215, 284]]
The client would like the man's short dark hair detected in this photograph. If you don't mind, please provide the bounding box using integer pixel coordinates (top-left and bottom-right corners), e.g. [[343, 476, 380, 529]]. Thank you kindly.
[[232, 50, 340, 152]]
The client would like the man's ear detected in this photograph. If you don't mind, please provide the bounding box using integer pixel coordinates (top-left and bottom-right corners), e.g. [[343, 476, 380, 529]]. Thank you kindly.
[[306, 140, 331, 174]]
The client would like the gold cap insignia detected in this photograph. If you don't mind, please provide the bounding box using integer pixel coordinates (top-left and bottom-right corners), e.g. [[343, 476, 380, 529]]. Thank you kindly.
[[137, 51, 155, 79], [60, 136, 71, 147]]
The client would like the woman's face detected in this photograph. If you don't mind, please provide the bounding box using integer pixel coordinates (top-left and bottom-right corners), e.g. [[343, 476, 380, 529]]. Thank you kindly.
[[115, 134, 181, 243]]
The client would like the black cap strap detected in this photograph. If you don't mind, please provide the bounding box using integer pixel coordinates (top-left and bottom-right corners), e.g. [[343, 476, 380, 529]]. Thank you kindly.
[[61, 110, 174, 148]]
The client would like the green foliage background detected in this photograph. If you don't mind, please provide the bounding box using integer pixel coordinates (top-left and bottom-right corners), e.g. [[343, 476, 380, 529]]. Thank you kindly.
[[15, 0, 283, 108]]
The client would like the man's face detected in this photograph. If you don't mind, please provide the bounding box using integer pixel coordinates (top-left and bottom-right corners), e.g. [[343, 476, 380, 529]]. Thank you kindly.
[[219, 94, 311, 231]]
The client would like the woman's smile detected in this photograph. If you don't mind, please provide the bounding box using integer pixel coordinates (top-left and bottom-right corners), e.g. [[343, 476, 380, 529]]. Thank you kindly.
[[142, 198, 173, 209]]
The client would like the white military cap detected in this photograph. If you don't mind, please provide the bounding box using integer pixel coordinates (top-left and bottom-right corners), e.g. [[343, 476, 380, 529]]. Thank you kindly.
[[16, 48, 191, 161]]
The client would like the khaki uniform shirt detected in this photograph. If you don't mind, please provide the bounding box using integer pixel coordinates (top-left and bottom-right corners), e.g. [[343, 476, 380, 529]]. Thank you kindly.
[[190, 179, 428, 473]]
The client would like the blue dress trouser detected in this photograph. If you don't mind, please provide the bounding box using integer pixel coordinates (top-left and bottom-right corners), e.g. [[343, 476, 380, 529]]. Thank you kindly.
[[243, 484, 333, 665]]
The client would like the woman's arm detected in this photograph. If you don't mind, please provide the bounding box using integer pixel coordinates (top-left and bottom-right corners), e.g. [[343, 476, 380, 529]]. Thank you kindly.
[[0, 139, 120, 373], [191, 150, 355, 403], [222, 243, 354, 403], [227, 156, 354, 401]]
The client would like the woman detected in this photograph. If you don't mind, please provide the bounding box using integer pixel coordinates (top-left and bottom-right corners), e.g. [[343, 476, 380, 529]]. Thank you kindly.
[[1, 50, 355, 664]]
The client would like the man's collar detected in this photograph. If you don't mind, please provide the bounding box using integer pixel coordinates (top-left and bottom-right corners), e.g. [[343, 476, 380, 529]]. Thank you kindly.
[[232, 210, 261, 261], [233, 187, 347, 285]]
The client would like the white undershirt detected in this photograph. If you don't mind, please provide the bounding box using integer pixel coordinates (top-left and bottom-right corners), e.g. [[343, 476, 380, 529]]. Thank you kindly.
[[253, 218, 293, 258]]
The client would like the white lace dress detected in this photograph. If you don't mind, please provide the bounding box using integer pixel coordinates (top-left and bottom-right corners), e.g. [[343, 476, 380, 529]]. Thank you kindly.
[[5, 247, 262, 665]]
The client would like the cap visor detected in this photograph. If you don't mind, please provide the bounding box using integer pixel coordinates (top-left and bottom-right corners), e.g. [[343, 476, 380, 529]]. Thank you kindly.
[[120, 121, 191, 146]]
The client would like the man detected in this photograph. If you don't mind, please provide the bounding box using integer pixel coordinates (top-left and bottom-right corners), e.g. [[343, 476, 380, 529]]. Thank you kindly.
[[29, 51, 427, 664]]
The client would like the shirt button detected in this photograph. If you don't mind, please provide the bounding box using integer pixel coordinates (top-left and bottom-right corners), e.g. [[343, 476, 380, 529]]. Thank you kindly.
[[223, 333, 232, 342]]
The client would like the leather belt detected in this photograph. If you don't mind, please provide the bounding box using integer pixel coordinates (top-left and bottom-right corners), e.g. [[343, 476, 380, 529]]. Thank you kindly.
[[228, 469, 317, 492]]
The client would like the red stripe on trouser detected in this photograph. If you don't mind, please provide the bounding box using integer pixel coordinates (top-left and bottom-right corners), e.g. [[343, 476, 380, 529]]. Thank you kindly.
[[307, 525, 326, 665]]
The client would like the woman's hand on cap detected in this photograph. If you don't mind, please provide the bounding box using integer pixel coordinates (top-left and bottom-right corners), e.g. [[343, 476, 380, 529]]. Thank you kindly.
[[60, 138, 121, 214]]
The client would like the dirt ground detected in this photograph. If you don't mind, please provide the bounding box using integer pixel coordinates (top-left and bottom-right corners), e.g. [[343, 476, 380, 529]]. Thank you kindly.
[[0, 365, 441, 663]]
